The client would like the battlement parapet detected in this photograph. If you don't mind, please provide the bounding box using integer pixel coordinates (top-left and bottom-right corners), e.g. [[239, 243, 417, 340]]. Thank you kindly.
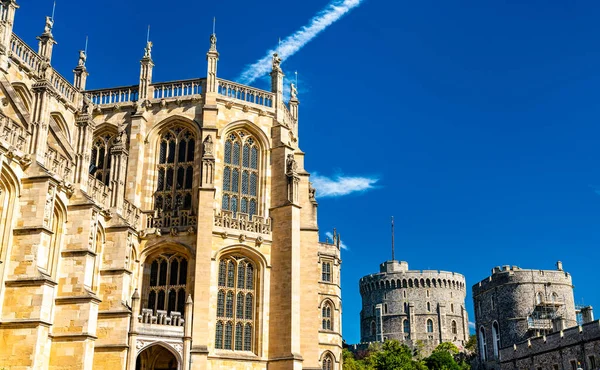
[[472, 265, 572, 296], [500, 320, 600, 362]]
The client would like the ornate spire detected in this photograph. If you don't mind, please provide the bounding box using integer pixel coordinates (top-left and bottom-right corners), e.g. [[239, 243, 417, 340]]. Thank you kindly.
[[206, 21, 219, 94]]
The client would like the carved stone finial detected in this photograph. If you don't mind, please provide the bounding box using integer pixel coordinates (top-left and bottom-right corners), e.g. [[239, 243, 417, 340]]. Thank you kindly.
[[286, 153, 297, 176], [203, 135, 214, 157], [290, 83, 297, 99], [272, 53, 282, 72], [144, 41, 153, 58]]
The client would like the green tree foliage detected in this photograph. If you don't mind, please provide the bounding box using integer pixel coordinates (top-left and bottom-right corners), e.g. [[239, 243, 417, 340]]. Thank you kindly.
[[343, 340, 471, 370], [433, 342, 459, 355], [425, 350, 460, 370], [464, 335, 477, 352]]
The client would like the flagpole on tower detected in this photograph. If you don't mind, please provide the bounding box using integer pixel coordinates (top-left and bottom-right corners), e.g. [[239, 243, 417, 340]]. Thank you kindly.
[[51, 1, 56, 22], [391, 216, 395, 261]]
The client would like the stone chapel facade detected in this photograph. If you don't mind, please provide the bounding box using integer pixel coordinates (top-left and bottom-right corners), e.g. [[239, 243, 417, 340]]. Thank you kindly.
[[0, 2, 342, 369]]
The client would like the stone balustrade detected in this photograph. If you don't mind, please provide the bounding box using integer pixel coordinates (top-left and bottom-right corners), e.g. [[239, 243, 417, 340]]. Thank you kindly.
[[139, 308, 185, 327], [86, 85, 139, 105], [0, 113, 29, 153], [217, 78, 274, 108], [44, 147, 74, 182], [146, 209, 197, 231], [152, 79, 204, 99], [10, 33, 43, 74], [214, 210, 272, 234], [49, 68, 77, 105], [122, 199, 142, 229], [86, 174, 112, 209]]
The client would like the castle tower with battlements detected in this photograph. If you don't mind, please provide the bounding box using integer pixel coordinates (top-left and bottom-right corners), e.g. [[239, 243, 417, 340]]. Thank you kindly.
[[0, 2, 342, 369], [358, 260, 469, 355]]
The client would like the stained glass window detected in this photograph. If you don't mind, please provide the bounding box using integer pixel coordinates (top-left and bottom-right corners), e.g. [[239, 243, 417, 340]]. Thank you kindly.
[[145, 253, 188, 317], [215, 256, 256, 352], [222, 130, 260, 218], [154, 127, 195, 213], [90, 133, 114, 185]]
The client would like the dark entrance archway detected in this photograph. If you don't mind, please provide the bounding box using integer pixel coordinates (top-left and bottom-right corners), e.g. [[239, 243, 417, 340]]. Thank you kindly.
[[136, 344, 179, 370]]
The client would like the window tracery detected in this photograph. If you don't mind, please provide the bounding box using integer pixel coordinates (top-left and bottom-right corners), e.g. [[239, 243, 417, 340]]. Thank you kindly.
[[155, 126, 195, 213], [222, 130, 259, 218], [90, 133, 114, 185], [322, 354, 333, 370], [215, 255, 256, 352], [322, 301, 333, 330], [145, 253, 189, 316]]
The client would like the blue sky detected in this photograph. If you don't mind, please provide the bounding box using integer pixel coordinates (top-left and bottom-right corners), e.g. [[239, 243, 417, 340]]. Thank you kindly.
[[16, 0, 600, 344]]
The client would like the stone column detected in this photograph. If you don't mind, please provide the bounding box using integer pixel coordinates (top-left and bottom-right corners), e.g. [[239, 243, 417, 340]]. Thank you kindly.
[[267, 123, 303, 370], [29, 80, 52, 160], [183, 295, 193, 370], [125, 43, 153, 206], [438, 302, 446, 343], [127, 289, 141, 370], [109, 130, 128, 212], [0, 0, 19, 72], [409, 303, 415, 340], [74, 99, 95, 186]]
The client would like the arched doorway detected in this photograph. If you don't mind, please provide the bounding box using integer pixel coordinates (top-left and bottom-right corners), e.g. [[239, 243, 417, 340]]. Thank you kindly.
[[136, 344, 180, 370]]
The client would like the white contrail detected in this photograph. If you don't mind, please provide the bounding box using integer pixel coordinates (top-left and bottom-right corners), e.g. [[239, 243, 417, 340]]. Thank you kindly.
[[237, 0, 364, 85]]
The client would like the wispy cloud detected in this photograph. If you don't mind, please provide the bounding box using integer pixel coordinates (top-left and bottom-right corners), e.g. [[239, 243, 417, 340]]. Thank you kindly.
[[468, 321, 476, 329], [312, 173, 379, 198], [237, 0, 365, 85], [326, 231, 349, 250]]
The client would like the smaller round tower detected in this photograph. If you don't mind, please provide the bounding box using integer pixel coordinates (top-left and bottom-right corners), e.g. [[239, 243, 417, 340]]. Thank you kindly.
[[359, 260, 468, 354], [472, 262, 577, 369]]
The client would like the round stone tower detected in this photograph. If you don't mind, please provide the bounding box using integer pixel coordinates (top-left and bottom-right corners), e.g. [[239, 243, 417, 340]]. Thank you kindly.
[[472, 262, 577, 369], [359, 260, 469, 354]]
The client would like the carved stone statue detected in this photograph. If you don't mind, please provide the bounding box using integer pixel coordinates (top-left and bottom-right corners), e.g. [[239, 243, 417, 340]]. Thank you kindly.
[[209, 34, 217, 51], [309, 183, 316, 201], [44, 16, 53, 34], [144, 41, 153, 58], [290, 83, 297, 99], [286, 153, 297, 176], [203, 135, 214, 157], [113, 128, 125, 145], [272, 53, 282, 72], [78, 50, 86, 67]]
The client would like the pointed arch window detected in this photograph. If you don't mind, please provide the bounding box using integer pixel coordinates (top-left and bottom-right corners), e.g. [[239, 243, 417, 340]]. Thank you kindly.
[[222, 130, 260, 218], [492, 321, 500, 359], [145, 253, 189, 316], [215, 255, 256, 352], [322, 354, 333, 370], [90, 133, 114, 185], [322, 301, 333, 331], [155, 126, 195, 212], [452, 320, 457, 334]]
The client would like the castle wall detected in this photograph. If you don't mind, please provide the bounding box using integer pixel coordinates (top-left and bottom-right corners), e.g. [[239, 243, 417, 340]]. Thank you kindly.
[[499, 320, 600, 370]]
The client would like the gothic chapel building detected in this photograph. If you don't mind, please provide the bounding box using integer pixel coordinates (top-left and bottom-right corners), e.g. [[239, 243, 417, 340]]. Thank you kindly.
[[0, 2, 342, 369]]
